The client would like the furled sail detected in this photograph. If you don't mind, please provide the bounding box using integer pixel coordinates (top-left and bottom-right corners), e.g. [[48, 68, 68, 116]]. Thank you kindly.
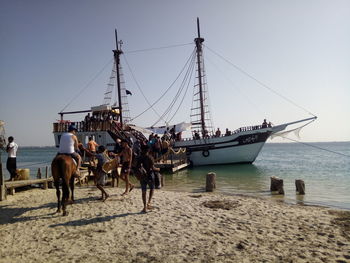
[[146, 122, 192, 135]]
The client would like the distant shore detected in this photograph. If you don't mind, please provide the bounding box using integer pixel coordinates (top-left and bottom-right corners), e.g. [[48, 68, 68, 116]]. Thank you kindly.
[[0, 186, 349, 262]]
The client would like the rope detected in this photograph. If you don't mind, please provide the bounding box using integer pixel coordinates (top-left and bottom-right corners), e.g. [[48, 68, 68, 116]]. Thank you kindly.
[[130, 48, 196, 122], [152, 50, 196, 126], [124, 43, 193, 54], [204, 45, 317, 118], [123, 55, 165, 122], [17, 161, 52, 169], [60, 58, 113, 113], [278, 137, 350, 158], [166, 53, 196, 124]]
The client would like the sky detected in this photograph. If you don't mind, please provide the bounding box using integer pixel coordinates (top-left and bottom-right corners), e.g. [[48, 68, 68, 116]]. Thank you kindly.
[[1, 0, 350, 146]]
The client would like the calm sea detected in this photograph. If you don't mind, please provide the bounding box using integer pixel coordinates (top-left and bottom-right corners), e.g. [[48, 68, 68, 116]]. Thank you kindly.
[[1, 142, 349, 210]]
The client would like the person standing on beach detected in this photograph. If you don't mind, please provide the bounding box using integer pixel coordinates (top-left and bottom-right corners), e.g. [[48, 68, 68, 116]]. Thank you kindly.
[[87, 136, 99, 172], [58, 124, 82, 177], [114, 139, 134, 196], [6, 136, 18, 181], [121, 140, 134, 196], [87, 136, 99, 154], [136, 144, 160, 213], [95, 145, 109, 201]]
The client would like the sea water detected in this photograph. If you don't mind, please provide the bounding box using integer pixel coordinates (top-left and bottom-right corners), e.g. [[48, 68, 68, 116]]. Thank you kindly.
[[1, 142, 349, 210]]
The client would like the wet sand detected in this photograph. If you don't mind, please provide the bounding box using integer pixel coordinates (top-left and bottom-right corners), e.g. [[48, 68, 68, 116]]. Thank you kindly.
[[0, 186, 349, 262]]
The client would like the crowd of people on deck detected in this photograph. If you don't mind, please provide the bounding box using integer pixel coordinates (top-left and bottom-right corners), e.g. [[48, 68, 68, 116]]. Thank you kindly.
[[82, 111, 120, 132], [192, 119, 272, 140]]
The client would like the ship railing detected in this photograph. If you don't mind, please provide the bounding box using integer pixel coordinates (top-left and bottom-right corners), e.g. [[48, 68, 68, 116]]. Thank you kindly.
[[180, 124, 270, 142], [52, 120, 119, 133]]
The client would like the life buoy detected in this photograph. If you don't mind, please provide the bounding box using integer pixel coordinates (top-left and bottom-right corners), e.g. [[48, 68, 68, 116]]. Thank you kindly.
[[202, 150, 210, 157]]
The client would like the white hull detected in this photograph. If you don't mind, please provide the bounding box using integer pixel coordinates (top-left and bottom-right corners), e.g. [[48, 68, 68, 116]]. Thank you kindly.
[[174, 128, 271, 166]]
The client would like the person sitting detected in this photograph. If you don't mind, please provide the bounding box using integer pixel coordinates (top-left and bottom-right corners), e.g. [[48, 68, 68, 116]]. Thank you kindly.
[[58, 124, 82, 177], [225, 128, 231, 136]]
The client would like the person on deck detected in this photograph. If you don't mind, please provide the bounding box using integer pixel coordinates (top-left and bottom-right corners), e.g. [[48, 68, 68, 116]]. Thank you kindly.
[[58, 124, 82, 177], [194, 131, 200, 140], [262, 119, 268, 128], [136, 144, 160, 213], [215, 128, 221, 137], [6, 136, 18, 181]]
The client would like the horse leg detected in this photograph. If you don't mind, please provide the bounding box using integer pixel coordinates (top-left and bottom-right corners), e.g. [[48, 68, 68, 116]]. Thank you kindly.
[[62, 179, 69, 216], [54, 180, 61, 213], [69, 175, 75, 203]]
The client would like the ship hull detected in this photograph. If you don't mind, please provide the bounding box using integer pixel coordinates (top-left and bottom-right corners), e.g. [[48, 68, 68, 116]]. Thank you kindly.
[[174, 129, 272, 166]]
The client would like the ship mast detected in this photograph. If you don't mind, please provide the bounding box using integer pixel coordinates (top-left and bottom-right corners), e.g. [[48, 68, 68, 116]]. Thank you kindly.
[[113, 29, 123, 128], [194, 18, 206, 137]]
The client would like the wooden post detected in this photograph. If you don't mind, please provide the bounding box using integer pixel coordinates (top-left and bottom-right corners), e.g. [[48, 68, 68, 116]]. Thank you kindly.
[[206, 172, 216, 192], [37, 168, 42, 179], [0, 155, 7, 201], [270, 176, 284, 195], [43, 167, 48, 190], [295, 179, 305, 195]]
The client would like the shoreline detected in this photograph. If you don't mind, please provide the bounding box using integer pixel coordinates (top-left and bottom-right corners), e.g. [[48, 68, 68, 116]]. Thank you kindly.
[[0, 186, 349, 262]]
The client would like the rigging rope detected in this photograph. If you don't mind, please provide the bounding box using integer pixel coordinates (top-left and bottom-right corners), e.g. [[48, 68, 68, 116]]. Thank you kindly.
[[124, 43, 193, 54], [17, 160, 52, 169], [204, 45, 317, 118], [130, 48, 197, 122], [277, 137, 350, 158], [60, 58, 114, 113], [167, 52, 196, 124], [123, 55, 165, 122], [152, 50, 196, 126]]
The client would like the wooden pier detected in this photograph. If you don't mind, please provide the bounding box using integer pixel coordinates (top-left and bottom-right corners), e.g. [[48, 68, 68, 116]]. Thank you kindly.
[[154, 160, 189, 173], [154, 149, 190, 173], [0, 165, 89, 201]]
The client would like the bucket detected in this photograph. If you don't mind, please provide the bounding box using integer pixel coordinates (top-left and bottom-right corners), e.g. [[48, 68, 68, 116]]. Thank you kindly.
[[16, 169, 30, 180]]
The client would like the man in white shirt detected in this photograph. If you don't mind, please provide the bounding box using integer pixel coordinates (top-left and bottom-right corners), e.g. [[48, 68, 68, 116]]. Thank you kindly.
[[58, 124, 82, 177], [6, 136, 18, 181]]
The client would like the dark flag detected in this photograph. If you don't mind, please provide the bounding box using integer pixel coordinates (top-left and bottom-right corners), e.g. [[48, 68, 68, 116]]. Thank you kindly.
[[126, 89, 132, 95]]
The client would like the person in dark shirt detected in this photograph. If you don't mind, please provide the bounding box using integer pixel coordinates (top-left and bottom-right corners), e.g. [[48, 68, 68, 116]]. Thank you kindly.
[[95, 145, 109, 201], [136, 144, 160, 213]]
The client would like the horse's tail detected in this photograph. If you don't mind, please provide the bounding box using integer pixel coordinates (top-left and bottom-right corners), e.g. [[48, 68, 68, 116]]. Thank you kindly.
[[56, 156, 72, 201]]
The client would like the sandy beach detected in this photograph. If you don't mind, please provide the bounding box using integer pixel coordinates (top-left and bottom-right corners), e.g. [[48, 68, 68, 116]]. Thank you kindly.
[[0, 186, 349, 263]]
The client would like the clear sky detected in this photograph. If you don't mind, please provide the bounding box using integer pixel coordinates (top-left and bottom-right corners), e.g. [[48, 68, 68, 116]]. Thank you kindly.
[[1, 0, 349, 146]]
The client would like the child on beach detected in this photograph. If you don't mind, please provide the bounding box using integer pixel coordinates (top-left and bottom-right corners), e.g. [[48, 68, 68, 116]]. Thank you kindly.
[[95, 145, 109, 201]]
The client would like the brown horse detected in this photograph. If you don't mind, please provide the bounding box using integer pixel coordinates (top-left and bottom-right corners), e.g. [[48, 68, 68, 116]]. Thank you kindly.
[[51, 154, 77, 216]]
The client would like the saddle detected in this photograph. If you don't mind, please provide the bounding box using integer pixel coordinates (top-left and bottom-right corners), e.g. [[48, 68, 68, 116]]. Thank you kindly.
[[57, 153, 78, 167]]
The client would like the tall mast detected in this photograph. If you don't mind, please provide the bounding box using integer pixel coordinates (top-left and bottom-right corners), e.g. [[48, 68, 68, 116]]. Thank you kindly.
[[194, 17, 205, 136], [113, 29, 123, 127]]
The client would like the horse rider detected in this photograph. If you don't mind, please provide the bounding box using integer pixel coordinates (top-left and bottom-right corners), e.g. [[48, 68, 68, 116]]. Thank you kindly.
[[58, 124, 82, 177]]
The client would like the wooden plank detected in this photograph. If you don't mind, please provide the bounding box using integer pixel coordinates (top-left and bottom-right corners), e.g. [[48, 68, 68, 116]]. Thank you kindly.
[[5, 178, 54, 188], [171, 162, 190, 173]]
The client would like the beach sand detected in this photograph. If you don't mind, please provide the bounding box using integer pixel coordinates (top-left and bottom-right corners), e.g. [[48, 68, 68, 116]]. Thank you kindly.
[[0, 186, 349, 263]]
